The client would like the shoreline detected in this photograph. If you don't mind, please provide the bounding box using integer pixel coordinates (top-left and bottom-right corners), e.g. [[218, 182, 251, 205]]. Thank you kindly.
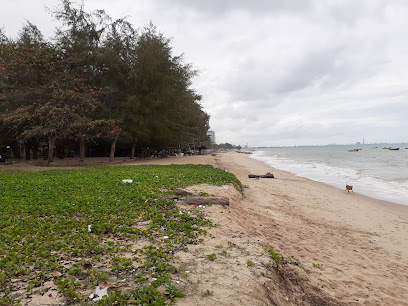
[[249, 152, 408, 214], [250, 149, 408, 206]]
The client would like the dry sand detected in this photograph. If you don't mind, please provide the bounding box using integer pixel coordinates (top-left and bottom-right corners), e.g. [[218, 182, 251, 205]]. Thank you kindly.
[[124, 152, 408, 305], [4, 153, 408, 305]]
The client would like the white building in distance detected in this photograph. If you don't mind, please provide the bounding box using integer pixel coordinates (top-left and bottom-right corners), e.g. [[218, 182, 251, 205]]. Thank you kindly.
[[206, 130, 216, 144]]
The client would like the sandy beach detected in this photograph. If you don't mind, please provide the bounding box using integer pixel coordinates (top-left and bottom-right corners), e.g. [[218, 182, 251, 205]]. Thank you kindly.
[[4, 152, 408, 305], [123, 151, 408, 305]]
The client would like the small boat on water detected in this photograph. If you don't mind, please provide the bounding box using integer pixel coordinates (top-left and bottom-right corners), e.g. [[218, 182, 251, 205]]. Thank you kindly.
[[348, 149, 361, 152], [389, 148, 400, 151]]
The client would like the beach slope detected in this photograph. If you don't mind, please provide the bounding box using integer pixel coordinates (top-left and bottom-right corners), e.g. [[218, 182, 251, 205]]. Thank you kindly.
[[134, 151, 408, 305]]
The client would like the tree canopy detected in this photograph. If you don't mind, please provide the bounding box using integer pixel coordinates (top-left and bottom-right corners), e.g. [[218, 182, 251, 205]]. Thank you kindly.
[[0, 0, 210, 162]]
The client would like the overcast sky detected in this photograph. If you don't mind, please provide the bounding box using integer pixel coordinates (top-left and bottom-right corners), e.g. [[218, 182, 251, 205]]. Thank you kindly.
[[2, 0, 408, 146]]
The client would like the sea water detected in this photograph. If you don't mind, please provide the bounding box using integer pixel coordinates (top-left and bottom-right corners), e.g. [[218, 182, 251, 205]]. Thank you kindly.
[[251, 144, 408, 206]]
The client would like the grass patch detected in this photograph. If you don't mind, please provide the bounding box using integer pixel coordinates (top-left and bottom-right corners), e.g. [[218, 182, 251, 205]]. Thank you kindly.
[[267, 247, 304, 271], [0, 164, 241, 304]]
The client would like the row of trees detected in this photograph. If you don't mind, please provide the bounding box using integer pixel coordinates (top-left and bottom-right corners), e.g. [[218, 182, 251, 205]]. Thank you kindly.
[[212, 143, 242, 150], [0, 0, 210, 163]]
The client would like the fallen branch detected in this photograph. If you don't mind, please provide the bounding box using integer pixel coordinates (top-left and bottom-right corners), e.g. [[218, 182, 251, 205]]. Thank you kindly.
[[248, 172, 275, 179], [176, 196, 230, 206], [174, 188, 199, 196]]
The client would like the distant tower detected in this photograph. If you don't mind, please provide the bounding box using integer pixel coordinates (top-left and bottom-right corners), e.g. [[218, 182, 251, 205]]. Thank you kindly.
[[206, 131, 216, 144]]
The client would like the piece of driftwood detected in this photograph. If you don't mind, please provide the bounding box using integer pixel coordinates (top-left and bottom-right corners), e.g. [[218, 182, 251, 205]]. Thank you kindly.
[[177, 196, 229, 206], [248, 172, 275, 179], [175, 188, 199, 196]]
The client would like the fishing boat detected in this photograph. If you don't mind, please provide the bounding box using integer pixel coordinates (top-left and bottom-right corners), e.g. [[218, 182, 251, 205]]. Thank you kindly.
[[389, 148, 400, 151]]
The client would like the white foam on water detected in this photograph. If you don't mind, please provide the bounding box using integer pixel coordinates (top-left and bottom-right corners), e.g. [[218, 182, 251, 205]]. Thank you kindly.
[[251, 149, 408, 206]]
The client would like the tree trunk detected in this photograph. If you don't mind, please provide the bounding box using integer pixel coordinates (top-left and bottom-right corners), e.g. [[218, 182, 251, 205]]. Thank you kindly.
[[32, 141, 39, 159], [141, 147, 150, 159], [80, 136, 85, 162], [25, 141, 32, 161], [10, 140, 21, 159], [130, 144, 136, 159], [48, 137, 56, 164], [109, 139, 117, 162], [57, 143, 64, 159]]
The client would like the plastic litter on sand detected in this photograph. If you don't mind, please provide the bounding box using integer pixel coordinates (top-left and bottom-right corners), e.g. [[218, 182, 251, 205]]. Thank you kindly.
[[92, 286, 108, 301]]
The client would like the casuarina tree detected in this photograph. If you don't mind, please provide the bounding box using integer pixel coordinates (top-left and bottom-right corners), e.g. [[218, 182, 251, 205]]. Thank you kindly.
[[0, 41, 109, 163]]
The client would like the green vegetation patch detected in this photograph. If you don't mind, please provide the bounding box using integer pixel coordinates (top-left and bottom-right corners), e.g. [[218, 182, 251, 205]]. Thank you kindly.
[[267, 246, 304, 271], [0, 164, 241, 305]]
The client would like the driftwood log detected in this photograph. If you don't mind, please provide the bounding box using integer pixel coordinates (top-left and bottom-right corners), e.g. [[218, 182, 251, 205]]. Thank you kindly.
[[176, 196, 230, 206], [248, 172, 275, 179], [175, 188, 199, 196]]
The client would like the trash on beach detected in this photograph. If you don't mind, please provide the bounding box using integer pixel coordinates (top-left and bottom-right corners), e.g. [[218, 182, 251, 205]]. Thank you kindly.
[[92, 285, 109, 301], [88, 225, 92, 233], [122, 179, 133, 183], [219, 185, 230, 190], [163, 236, 169, 239]]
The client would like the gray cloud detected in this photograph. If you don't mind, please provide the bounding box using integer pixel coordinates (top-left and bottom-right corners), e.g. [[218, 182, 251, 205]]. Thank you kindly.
[[2, 0, 408, 146], [159, 0, 313, 16]]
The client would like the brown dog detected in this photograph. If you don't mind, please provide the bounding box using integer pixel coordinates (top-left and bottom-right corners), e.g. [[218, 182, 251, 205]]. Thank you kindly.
[[346, 184, 353, 193]]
